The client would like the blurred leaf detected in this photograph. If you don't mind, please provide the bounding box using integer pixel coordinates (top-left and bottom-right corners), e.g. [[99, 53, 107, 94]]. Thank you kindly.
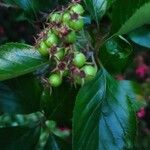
[[4, 0, 46, 13], [99, 36, 133, 74], [37, 126, 71, 150], [119, 80, 146, 111], [83, 16, 92, 25], [0, 112, 43, 128], [0, 74, 42, 114], [128, 25, 150, 48], [0, 43, 48, 81], [41, 83, 78, 126], [83, 0, 107, 27], [73, 68, 137, 150], [44, 134, 71, 150], [0, 126, 40, 150], [76, 30, 92, 50], [112, 0, 150, 35], [4, 0, 70, 13]]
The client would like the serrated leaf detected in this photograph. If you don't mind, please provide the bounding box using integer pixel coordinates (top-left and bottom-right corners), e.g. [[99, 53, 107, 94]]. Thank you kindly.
[[0, 126, 40, 150], [99, 36, 133, 74], [128, 25, 150, 48], [0, 74, 42, 114], [0, 43, 48, 81], [112, 0, 150, 35], [73, 68, 137, 150]]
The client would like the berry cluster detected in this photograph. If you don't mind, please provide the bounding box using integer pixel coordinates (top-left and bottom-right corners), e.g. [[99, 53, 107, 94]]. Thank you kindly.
[[36, 2, 97, 87]]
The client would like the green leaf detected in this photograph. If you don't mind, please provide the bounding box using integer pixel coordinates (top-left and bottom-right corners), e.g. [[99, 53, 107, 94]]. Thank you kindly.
[[41, 83, 78, 126], [118, 80, 146, 111], [4, 0, 70, 13], [73, 68, 137, 150], [112, 0, 150, 35], [4, 0, 44, 12], [37, 126, 71, 150], [0, 43, 48, 81], [0, 126, 40, 150], [0, 112, 44, 128], [0, 74, 42, 114], [99, 36, 133, 74], [83, 0, 107, 27], [44, 134, 71, 150], [128, 25, 150, 48]]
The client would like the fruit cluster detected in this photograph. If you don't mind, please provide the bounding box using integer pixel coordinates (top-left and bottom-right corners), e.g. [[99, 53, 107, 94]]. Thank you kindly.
[[36, 2, 97, 87]]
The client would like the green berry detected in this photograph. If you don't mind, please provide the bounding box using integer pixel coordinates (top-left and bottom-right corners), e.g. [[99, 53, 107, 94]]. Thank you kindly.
[[70, 4, 84, 15], [73, 53, 86, 68], [45, 33, 59, 47], [69, 17, 84, 31], [55, 48, 64, 60], [49, 13, 62, 23], [82, 65, 97, 81], [74, 75, 82, 85], [64, 31, 76, 44], [63, 12, 71, 24], [62, 70, 69, 77], [52, 27, 59, 36], [45, 120, 56, 130], [49, 74, 62, 87], [38, 41, 49, 56]]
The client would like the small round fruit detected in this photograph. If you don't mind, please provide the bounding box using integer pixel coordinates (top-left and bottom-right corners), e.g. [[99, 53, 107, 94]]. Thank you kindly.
[[49, 74, 62, 87], [70, 4, 84, 15], [74, 75, 81, 84], [38, 41, 49, 56], [62, 70, 69, 77], [64, 31, 76, 44], [49, 13, 62, 23], [55, 48, 64, 60], [69, 18, 84, 31], [73, 53, 86, 68], [63, 12, 71, 24], [45, 33, 59, 47], [82, 65, 97, 81], [52, 27, 59, 36]]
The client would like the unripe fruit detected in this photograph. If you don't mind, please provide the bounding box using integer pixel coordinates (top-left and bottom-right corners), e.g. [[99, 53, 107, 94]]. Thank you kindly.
[[45, 120, 56, 130], [38, 41, 49, 56], [82, 65, 97, 81], [70, 4, 84, 15], [52, 27, 59, 36], [49, 73, 62, 87], [69, 18, 84, 31], [63, 12, 71, 24], [49, 13, 62, 23], [55, 48, 64, 60], [62, 70, 69, 77], [45, 33, 59, 47], [73, 53, 86, 68], [74, 75, 82, 85], [64, 31, 76, 44]]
